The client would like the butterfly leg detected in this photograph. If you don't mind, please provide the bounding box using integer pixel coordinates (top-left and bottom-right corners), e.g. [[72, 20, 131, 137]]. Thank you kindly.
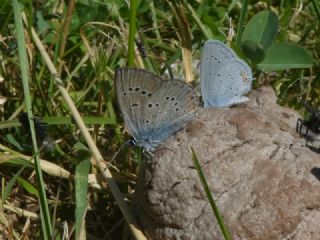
[[305, 126, 309, 137], [296, 118, 304, 136]]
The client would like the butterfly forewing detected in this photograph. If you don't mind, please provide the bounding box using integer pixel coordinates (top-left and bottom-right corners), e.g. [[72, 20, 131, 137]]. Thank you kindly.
[[115, 68, 198, 151]]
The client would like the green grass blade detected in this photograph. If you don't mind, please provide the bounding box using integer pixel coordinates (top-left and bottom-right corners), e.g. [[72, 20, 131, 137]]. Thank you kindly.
[[2, 167, 25, 202], [17, 176, 39, 197], [184, 1, 213, 39], [0, 116, 116, 130], [236, 0, 249, 46], [12, 0, 52, 238], [75, 157, 90, 239], [190, 147, 232, 240], [311, 0, 320, 20], [128, 0, 138, 66]]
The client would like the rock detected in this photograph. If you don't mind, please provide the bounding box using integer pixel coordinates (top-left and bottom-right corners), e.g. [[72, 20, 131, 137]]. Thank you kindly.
[[132, 87, 320, 240]]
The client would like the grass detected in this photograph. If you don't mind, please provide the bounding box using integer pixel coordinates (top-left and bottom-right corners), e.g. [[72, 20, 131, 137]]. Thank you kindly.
[[12, 0, 52, 237], [191, 147, 232, 240], [0, 0, 319, 239]]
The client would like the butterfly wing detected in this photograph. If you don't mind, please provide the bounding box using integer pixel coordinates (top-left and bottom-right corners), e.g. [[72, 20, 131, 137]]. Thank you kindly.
[[200, 40, 237, 106], [204, 59, 253, 107], [143, 79, 198, 149], [115, 68, 198, 151]]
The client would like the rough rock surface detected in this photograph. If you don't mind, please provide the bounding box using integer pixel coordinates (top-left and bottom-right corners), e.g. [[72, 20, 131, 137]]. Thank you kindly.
[[132, 87, 320, 240]]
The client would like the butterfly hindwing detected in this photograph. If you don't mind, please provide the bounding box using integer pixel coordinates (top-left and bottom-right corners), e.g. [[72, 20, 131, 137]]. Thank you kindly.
[[205, 59, 252, 107], [200, 40, 253, 107], [200, 40, 237, 106]]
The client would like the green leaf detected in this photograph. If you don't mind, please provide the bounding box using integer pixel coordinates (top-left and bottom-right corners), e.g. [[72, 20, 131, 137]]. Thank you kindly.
[[75, 158, 91, 239], [2, 158, 34, 167], [190, 147, 232, 240], [2, 167, 25, 202], [241, 10, 278, 51], [4, 134, 23, 151], [35, 11, 51, 36], [200, 4, 225, 38], [241, 40, 265, 63], [257, 42, 314, 72], [17, 176, 39, 197]]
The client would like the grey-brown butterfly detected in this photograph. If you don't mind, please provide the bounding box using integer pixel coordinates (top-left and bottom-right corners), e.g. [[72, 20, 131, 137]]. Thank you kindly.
[[115, 68, 199, 152]]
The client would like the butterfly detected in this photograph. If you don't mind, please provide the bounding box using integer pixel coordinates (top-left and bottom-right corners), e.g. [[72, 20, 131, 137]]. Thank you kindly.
[[115, 68, 199, 152], [19, 112, 54, 150], [200, 40, 253, 107]]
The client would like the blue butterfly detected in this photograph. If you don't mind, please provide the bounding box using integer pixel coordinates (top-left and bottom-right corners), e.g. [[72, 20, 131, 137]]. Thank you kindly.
[[200, 40, 253, 107]]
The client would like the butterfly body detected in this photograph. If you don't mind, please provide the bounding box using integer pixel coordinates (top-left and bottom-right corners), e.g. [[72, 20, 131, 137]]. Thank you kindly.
[[115, 68, 198, 152], [200, 40, 253, 107]]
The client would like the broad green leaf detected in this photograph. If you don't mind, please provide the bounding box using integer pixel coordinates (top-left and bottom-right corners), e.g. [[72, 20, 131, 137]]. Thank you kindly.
[[242, 10, 278, 51], [257, 42, 314, 72], [35, 11, 51, 36], [241, 40, 265, 63], [74, 142, 90, 151], [75, 158, 91, 240]]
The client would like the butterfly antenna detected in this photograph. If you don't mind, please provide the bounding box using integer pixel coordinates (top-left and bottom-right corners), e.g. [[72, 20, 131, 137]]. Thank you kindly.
[[110, 140, 132, 164]]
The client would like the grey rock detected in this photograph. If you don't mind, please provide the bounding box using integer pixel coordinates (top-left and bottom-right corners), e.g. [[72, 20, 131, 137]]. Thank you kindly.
[[132, 87, 320, 240]]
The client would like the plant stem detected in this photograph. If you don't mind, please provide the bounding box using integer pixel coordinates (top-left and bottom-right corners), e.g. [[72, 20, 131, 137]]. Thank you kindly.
[[236, 0, 249, 46], [128, 0, 138, 66]]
